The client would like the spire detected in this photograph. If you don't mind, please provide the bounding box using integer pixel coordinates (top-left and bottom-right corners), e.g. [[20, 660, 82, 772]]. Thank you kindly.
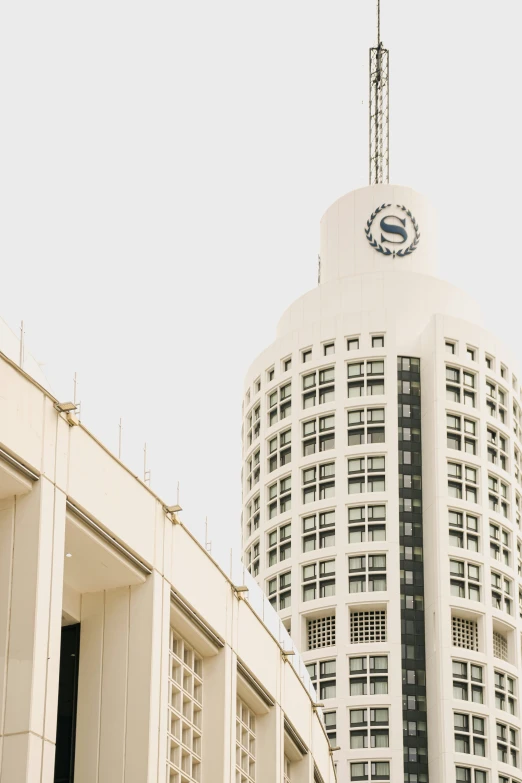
[[369, 0, 389, 184]]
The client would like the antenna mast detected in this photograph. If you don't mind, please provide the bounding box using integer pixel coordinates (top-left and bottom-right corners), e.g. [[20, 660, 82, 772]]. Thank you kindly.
[[369, 0, 389, 184]]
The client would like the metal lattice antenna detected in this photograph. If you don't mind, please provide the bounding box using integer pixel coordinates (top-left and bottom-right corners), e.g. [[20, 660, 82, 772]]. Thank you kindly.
[[369, 0, 389, 184]]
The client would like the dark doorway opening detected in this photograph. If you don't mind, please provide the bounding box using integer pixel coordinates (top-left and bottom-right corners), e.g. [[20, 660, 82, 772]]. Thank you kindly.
[[54, 623, 80, 783]]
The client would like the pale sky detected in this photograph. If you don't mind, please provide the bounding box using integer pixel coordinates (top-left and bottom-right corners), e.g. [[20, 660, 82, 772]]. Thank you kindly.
[[1, 1, 520, 571]]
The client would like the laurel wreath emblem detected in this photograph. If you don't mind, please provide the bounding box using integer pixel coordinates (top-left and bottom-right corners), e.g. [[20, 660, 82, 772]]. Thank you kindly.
[[365, 203, 421, 257]]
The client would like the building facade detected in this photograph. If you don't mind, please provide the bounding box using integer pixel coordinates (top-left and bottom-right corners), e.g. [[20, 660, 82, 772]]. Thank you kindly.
[[0, 332, 335, 783], [242, 184, 522, 783]]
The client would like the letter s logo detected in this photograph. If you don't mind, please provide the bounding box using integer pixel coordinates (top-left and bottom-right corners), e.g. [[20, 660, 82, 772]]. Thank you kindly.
[[380, 215, 408, 245]]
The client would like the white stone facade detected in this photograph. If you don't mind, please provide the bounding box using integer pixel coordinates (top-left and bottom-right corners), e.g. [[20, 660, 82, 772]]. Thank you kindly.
[[0, 346, 335, 783], [242, 184, 522, 783]]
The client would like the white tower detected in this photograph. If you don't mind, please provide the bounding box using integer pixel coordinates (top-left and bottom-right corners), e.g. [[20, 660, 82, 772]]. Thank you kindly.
[[241, 183, 522, 783]]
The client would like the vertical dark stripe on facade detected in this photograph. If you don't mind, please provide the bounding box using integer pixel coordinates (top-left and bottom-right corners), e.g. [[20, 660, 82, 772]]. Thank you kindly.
[[397, 357, 429, 783]]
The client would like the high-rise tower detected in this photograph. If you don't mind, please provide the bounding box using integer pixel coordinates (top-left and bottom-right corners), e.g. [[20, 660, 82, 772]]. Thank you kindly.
[[241, 8, 522, 783]]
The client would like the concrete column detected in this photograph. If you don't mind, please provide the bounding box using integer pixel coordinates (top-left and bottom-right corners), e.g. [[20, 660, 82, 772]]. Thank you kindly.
[[0, 478, 66, 783], [74, 571, 165, 783]]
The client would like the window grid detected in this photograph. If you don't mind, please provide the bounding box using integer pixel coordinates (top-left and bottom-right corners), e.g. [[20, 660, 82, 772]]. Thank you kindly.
[[306, 658, 336, 700], [302, 413, 335, 456], [268, 382, 292, 428], [235, 698, 256, 783], [302, 365, 335, 409], [349, 553, 387, 594], [167, 629, 203, 783], [350, 610, 386, 644], [495, 670, 517, 715], [307, 614, 336, 650], [446, 365, 477, 408], [449, 510, 480, 552], [302, 509, 336, 553], [267, 428, 292, 473], [302, 558, 335, 601], [452, 660, 484, 704], [452, 617, 479, 651], [347, 406, 385, 446], [267, 570, 291, 610], [493, 630, 508, 661], [347, 359, 385, 398], [348, 503, 386, 544], [349, 654, 388, 696], [302, 461, 335, 504]]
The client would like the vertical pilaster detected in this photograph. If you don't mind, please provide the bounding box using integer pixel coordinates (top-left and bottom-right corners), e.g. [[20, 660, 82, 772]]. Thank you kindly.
[[74, 572, 164, 783], [0, 479, 66, 783]]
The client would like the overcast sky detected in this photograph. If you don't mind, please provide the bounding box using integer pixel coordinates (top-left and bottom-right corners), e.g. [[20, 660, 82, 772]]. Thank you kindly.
[[1, 1, 520, 571]]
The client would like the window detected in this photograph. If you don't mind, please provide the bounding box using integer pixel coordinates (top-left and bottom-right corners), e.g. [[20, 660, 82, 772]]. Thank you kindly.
[[455, 768, 487, 783], [349, 654, 388, 696], [246, 539, 260, 577], [348, 407, 385, 445], [491, 571, 513, 615], [448, 461, 478, 503], [283, 357, 292, 372], [372, 335, 385, 348], [347, 359, 385, 397], [497, 721, 518, 767], [348, 455, 386, 494], [449, 558, 481, 602], [323, 342, 335, 356], [350, 761, 390, 781], [349, 554, 387, 593], [306, 658, 336, 700], [302, 349, 312, 363], [487, 426, 509, 471], [348, 503, 386, 543], [323, 711, 337, 746], [493, 629, 508, 661], [245, 494, 261, 540], [467, 346, 476, 361], [449, 510, 479, 552], [302, 462, 335, 504], [454, 712, 486, 757], [302, 366, 335, 408], [495, 670, 517, 715], [486, 378, 508, 424], [490, 522, 511, 565], [452, 616, 479, 651], [266, 570, 291, 610], [347, 337, 360, 351], [267, 382, 292, 427], [246, 448, 260, 491], [307, 614, 336, 650], [446, 341, 456, 354], [236, 698, 256, 783], [302, 510, 335, 552], [350, 708, 389, 749], [452, 660, 484, 703], [266, 522, 292, 567], [267, 428, 292, 473], [488, 471, 510, 519], [167, 629, 203, 783], [302, 559, 335, 601], [447, 412, 478, 455], [267, 367, 275, 382], [245, 404, 261, 446], [267, 475, 291, 519], [446, 364, 476, 407], [350, 610, 386, 644], [301, 413, 335, 455]]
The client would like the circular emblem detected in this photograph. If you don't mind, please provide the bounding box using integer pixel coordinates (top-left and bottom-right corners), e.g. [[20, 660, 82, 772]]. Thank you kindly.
[[365, 203, 420, 257]]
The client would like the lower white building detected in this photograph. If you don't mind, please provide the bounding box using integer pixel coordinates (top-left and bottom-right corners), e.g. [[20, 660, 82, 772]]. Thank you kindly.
[[0, 328, 335, 783], [242, 183, 522, 783]]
